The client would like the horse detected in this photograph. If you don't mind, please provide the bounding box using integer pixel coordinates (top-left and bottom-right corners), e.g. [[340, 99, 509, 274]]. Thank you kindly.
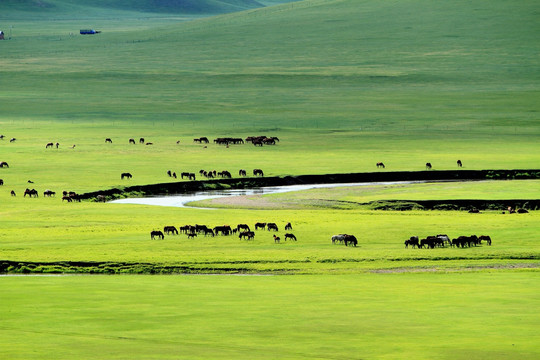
[[255, 222, 266, 230], [55, 142, 59, 148], [436, 234, 451, 247], [404, 236, 419, 248], [129, 138, 136, 144], [139, 138, 145, 144], [284, 222, 292, 230], [172, 172, 177, 179], [62, 195, 72, 202], [239, 169, 247, 177], [332, 234, 346, 244], [105, 138, 112, 143], [24, 188, 38, 197], [237, 224, 251, 232], [10, 138, 16, 143], [167, 170, 172, 177], [150, 230, 164, 240], [46, 142, 54, 148], [121, 172, 132, 179], [343, 235, 358, 247], [284, 233, 297, 241], [253, 169, 264, 177], [0, 161, 9, 168], [214, 225, 232, 236], [425, 162, 432, 170], [376, 162, 385, 168], [273, 234, 280, 243], [239, 231, 255, 240], [43, 190, 56, 197], [163, 226, 178, 235], [11, 190, 16, 196], [517, 208, 529, 214], [478, 235, 492, 245], [203, 229, 215, 237], [267, 223, 278, 231], [187, 232, 197, 239], [457, 160, 463, 167]]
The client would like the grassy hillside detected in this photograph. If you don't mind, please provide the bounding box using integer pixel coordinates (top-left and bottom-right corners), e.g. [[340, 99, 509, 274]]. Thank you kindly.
[[0, 0, 266, 19], [0, 0, 538, 130]]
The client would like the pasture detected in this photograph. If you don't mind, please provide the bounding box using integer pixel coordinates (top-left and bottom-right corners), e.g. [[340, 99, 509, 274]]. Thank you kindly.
[[1, 0, 539, 358]]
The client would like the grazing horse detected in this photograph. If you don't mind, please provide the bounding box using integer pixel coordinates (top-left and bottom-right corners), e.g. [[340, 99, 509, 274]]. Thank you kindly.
[[436, 234, 451, 247], [10, 138, 16, 142], [237, 224, 251, 232], [167, 170, 172, 177], [163, 226, 178, 235], [405, 236, 419, 248], [457, 160, 463, 167], [121, 172, 132, 179], [284, 233, 297, 241], [273, 234, 280, 243], [239, 231, 255, 240], [43, 190, 56, 197], [425, 162, 432, 170], [151, 230, 164, 240], [0, 161, 9, 168], [187, 232, 197, 239], [343, 235, 358, 247], [214, 225, 232, 236], [284, 222, 292, 230], [253, 169, 264, 177], [332, 234, 346, 244], [62, 195, 72, 202], [129, 138, 136, 144], [267, 223, 278, 231], [478, 235, 492, 245], [105, 138, 112, 143], [46, 142, 54, 148], [376, 162, 385, 168], [255, 222, 266, 230], [203, 228, 215, 237], [24, 188, 38, 197], [239, 169, 247, 177], [11, 190, 16, 196]]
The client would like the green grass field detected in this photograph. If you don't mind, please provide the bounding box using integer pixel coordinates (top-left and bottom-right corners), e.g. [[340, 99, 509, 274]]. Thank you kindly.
[[1, 0, 539, 358]]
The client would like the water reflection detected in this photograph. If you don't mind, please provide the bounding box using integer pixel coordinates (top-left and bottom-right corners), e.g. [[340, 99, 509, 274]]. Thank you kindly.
[[109, 181, 425, 209]]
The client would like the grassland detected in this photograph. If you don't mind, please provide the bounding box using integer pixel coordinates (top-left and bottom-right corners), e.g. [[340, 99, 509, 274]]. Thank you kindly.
[[0, 0, 539, 358], [2, 273, 539, 359]]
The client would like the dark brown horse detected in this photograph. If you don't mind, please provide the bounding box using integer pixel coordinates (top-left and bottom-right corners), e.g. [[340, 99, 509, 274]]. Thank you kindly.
[[255, 222, 266, 230], [267, 223, 278, 231], [105, 138, 112, 143], [376, 162, 385, 168], [129, 138, 136, 144], [284, 222, 292, 230], [239, 231, 255, 240], [457, 160, 462, 167], [0, 161, 9, 168], [151, 230, 164, 240], [425, 162, 432, 170], [284, 233, 297, 241], [121, 172, 132, 179], [253, 169, 264, 177]]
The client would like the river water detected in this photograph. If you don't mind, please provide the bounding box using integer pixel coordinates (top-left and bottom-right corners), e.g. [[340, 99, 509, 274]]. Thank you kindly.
[[109, 181, 426, 209]]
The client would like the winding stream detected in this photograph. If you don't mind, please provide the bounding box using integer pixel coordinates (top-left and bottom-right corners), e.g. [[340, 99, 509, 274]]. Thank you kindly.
[[109, 181, 427, 208]]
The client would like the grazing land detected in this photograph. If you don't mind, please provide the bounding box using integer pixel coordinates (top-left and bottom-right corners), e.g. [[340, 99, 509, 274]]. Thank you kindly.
[[0, 0, 539, 358]]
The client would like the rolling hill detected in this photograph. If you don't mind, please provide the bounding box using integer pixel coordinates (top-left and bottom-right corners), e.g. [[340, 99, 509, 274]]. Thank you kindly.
[[0, 0, 268, 18]]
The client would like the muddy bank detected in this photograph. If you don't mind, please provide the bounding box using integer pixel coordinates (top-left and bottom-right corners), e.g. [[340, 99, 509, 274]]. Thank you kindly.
[[80, 169, 540, 201]]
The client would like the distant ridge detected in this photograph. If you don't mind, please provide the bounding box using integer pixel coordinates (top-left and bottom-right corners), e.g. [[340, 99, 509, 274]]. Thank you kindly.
[[0, 0, 266, 15]]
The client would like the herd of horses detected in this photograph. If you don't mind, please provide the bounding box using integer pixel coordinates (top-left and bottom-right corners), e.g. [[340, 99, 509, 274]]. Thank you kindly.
[[331, 234, 358, 247], [150, 222, 295, 243], [121, 168, 264, 181], [404, 234, 492, 248]]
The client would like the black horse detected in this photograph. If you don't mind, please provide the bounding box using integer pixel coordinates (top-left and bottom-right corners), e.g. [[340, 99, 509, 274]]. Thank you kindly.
[[151, 230, 164, 240], [425, 162, 432, 170], [284, 233, 297, 241], [253, 169, 264, 177], [121, 172, 132, 179], [376, 162, 385, 168], [284, 222, 292, 230], [343, 235, 358, 247]]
